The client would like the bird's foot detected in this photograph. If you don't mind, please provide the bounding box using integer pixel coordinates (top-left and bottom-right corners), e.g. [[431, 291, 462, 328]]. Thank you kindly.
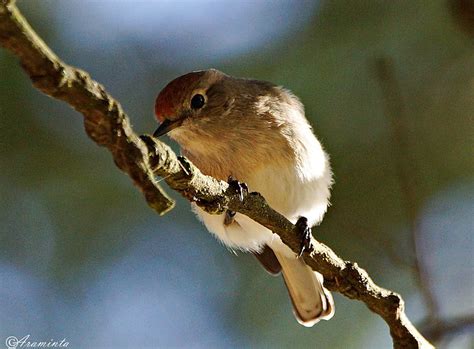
[[227, 175, 249, 202], [295, 216, 312, 257], [224, 176, 249, 226]]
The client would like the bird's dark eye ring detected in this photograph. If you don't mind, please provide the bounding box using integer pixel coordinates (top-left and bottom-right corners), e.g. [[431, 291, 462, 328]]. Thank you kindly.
[[191, 94, 205, 110]]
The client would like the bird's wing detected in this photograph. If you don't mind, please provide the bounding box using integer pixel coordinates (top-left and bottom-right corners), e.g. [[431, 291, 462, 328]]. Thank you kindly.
[[253, 245, 282, 275]]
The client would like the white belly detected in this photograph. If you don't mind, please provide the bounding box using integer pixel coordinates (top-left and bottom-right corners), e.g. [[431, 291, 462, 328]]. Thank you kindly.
[[192, 158, 332, 254]]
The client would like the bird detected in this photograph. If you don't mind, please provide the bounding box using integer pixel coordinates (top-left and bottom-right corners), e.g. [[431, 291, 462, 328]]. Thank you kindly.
[[152, 69, 334, 326]]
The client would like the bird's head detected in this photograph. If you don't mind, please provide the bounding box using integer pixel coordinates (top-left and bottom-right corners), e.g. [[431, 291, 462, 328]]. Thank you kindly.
[[152, 69, 299, 167], [153, 69, 233, 140]]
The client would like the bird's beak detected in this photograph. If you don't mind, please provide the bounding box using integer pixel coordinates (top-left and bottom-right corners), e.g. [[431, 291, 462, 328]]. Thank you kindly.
[[153, 118, 183, 137]]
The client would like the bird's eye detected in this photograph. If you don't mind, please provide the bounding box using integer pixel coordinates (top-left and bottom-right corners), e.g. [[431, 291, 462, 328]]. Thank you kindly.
[[190, 94, 205, 110]]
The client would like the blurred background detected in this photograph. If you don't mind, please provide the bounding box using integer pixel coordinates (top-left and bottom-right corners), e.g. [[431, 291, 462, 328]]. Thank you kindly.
[[0, 0, 473, 348]]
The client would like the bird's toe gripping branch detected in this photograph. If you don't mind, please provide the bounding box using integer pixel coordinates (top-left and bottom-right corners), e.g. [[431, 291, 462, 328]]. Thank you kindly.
[[224, 175, 249, 225], [295, 216, 313, 257], [227, 175, 249, 201]]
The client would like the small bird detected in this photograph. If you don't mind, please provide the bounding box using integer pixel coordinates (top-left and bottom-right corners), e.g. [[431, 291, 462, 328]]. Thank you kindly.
[[153, 69, 334, 326]]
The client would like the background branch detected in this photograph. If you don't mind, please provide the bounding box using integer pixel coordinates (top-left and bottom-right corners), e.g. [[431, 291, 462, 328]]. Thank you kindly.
[[375, 57, 440, 326], [420, 314, 474, 344], [0, 2, 433, 348]]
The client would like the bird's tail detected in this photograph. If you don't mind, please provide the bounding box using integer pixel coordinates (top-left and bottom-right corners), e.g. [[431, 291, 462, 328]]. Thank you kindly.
[[274, 251, 334, 326]]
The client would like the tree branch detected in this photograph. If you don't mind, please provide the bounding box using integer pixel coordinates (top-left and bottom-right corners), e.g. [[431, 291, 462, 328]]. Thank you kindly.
[[0, 0, 175, 215], [0, 2, 433, 348]]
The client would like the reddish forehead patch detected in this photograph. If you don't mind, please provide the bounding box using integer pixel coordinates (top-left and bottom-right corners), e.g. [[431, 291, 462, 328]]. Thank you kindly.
[[154, 72, 206, 122], [155, 92, 175, 122]]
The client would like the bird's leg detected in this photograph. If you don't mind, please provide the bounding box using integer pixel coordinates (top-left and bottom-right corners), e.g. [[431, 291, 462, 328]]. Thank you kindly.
[[224, 210, 236, 226], [224, 175, 249, 226], [295, 216, 312, 257]]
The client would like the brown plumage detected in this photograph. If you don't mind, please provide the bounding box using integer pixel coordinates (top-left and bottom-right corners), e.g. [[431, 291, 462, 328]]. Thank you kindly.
[[153, 69, 334, 326]]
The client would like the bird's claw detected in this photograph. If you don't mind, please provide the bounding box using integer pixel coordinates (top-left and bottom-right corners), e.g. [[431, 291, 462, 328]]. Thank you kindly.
[[224, 176, 248, 226], [295, 216, 312, 257], [227, 175, 248, 202]]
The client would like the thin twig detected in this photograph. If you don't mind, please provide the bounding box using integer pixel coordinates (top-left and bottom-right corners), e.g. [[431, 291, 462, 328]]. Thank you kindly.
[[375, 57, 440, 324], [0, 3, 434, 348], [421, 314, 474, 343], [351, 226, 416, 272]]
